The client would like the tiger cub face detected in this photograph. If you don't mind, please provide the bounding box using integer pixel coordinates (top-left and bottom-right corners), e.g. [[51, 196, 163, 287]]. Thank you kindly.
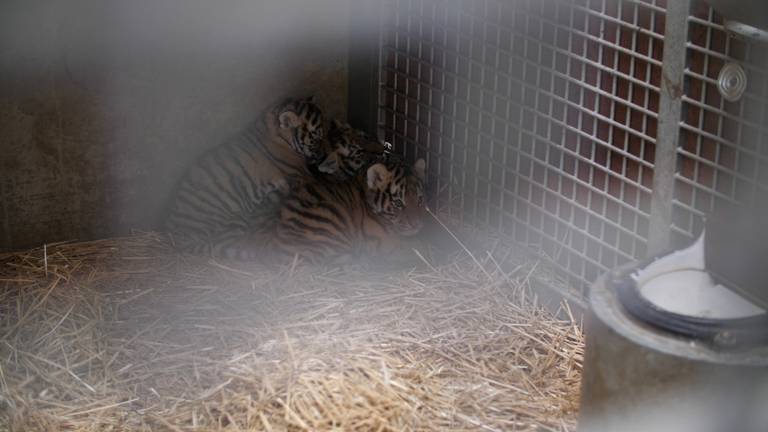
[[317, 120, 386, 181], [365, 153, 427, 237], [277, 96, 327, 165]]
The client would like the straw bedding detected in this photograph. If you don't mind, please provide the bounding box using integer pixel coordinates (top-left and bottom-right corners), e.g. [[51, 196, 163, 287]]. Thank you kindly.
[[0, 230, 583, 431]]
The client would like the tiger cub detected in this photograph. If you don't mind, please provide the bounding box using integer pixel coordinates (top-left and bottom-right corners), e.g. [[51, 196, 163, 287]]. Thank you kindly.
[[164, 96, 328, 256], [316, 119, 387, 181], [228, 153, 427, 264]]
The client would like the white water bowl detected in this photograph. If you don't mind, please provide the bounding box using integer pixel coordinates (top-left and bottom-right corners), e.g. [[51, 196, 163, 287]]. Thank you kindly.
[[631, 232, 766, 320], [639, 269, 765, 319]]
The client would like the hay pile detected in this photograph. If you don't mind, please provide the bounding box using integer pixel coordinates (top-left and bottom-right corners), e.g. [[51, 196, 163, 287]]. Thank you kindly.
[[0, 231, 583, 431]]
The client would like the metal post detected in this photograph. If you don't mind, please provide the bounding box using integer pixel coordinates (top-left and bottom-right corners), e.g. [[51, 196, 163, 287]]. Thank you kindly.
[[347, 0, 382, 136], [647, 0, 690, 255]]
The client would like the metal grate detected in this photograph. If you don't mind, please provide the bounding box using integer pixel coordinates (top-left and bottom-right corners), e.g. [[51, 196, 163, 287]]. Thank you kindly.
[[379, 0, 667, 294], [672, 1, 768, 247], [376, 0, 768, 298]]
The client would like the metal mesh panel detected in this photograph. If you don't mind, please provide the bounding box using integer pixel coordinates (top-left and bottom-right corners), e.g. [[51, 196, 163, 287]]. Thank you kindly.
[[379, 0, 666, 294], [672, 2, 768, 247]]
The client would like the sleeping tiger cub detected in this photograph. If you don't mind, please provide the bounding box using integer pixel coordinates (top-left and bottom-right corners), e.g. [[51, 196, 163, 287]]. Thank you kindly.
[[315, 119, 387, 181], [164, 96, 328, 256], [227, 152, 427, 264]]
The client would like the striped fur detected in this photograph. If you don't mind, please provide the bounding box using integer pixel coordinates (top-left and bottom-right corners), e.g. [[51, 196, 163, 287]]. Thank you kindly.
[[231, 153, 427, 264], [316, 120, 386, 181], [164, 96, 327, 257]]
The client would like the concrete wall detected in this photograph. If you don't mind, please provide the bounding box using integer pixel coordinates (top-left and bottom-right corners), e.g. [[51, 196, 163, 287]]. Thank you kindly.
[[0, 0, 350, 251]]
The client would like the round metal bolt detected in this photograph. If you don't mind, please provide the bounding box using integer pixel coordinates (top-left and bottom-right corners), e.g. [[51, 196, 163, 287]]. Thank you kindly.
[[717, 62, 747, 102]]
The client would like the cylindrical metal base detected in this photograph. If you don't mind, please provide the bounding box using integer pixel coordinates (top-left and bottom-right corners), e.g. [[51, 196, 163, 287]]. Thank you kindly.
[[578, 268, 768, 432]]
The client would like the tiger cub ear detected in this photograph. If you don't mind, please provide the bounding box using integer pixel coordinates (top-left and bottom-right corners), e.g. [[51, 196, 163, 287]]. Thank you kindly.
[[366, 163, 393, 191], [413, 158, 426, 180], [278, 110, 300, 129]]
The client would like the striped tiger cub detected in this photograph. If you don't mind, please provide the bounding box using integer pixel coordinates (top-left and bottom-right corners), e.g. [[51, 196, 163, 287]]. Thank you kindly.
[[316, 119, 387, 181], [269, 152, 427, 264], [164, 96, 328, 256]]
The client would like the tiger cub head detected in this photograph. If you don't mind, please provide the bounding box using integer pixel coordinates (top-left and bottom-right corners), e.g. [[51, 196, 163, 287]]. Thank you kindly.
[[277, 96, 327, 165], [317, 120, 386, 181], [365, 153, 427, 237]]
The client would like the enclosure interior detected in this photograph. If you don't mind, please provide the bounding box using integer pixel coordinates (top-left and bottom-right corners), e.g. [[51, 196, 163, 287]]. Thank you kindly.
[[2, 0, 768, 430]]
